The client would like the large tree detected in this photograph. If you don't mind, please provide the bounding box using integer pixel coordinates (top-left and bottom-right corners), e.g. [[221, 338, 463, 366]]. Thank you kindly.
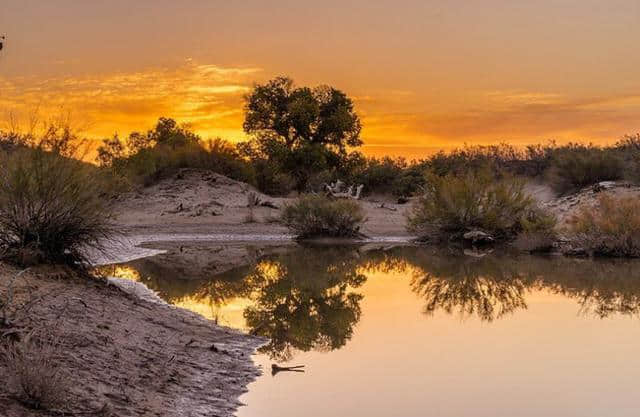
[[241, 77, 362, 192], [243, 76, 362, 153]]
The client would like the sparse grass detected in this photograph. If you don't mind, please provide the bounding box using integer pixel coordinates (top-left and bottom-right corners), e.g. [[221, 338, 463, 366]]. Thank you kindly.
[[281, 194, 366, 238], [0, 145, 115, 267], [407, 170, 555, 242], [1, 331, 70, 410], [570, 195, 640, 257]]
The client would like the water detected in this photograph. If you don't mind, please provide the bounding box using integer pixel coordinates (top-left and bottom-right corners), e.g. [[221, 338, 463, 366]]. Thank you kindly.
[[104, 243, 640, 416]]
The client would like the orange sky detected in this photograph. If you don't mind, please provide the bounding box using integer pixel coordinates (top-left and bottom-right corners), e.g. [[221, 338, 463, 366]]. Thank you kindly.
[[1, 1, 640, 158]]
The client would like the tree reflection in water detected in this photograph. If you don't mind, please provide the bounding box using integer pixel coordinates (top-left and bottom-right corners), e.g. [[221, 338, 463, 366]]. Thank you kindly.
[[243, 246, 365, 361], [105, 243, 640, 360]]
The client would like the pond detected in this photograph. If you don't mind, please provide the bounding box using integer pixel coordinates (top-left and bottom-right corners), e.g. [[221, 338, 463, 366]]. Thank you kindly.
[[103, 243, 640, 417]]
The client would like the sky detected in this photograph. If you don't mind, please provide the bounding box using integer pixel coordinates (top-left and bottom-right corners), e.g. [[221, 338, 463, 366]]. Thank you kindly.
[[1, 0, 640, 158]]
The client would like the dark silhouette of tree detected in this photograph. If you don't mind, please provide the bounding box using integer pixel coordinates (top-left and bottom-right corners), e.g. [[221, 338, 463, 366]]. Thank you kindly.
[[244, 77, 361, 152], [241, 77, 362, 191]]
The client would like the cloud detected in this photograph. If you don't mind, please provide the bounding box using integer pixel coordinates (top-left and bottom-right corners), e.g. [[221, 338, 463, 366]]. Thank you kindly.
[[359, 89, 640, 148], [0, 62, 262, 141], [2, 66, 639, 157]]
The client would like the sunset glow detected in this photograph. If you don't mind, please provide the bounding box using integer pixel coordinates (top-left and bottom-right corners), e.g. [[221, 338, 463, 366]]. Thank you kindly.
[[2, 1, 640, 157]]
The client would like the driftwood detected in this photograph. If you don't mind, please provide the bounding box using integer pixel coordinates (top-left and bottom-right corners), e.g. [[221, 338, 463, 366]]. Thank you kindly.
[[271, 364, 305, 376], [325, 180, 364, 200], [247, 192, 279, 209]]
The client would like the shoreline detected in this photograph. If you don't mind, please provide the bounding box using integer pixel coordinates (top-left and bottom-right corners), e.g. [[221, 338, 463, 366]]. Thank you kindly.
[[0, 253, 267, 417]]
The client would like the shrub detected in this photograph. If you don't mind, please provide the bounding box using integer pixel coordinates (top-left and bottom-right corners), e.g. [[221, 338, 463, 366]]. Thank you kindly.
[[569, 195, 640, 257], [281, 194, 366, 238], [407, 170, 555, 242], [1, 332, 70, 410], [545, 144, 624, 193], [97, 119, 255, 188], [0, 146, 115, 266], [615, 134, 640, 183]]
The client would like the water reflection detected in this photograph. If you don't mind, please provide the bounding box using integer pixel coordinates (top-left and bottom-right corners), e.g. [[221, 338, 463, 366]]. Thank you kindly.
[[242, 247, 365, 360], [103, 244, 640, 360]]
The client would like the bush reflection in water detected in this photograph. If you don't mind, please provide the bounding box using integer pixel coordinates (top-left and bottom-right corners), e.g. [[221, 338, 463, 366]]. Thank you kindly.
[[102, 244, 640, 360]]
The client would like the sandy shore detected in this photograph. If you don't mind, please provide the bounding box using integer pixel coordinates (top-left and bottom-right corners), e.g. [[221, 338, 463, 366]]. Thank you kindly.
[[0, 263, 265, 417]]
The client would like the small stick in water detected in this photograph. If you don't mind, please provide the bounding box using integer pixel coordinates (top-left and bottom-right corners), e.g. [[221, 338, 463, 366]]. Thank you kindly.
[[271, 364, 305, 376]]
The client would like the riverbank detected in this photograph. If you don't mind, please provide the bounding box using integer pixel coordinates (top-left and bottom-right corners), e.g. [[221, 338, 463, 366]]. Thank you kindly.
[[112, 169, 640, 254], [0, 263, 265, 417]]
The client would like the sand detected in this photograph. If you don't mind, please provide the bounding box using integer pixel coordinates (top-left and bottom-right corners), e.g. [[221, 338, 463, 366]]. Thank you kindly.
[[113, 168, 414, 238], [0, 264, 265, 417]]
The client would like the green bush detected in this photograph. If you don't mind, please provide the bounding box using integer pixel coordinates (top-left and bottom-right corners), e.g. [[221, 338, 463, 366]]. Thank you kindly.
[[0, 147, 114, 266], [570, 194, 640, 257], [545, 144, 624, 193], [615, 134, 640, 183], [407, 170, 555, 242], [281, 194, 366, 238], [97, 118, 255, 188]]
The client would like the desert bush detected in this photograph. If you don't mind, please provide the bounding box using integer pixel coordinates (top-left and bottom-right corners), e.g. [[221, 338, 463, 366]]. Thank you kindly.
[[1, 332, 70, 410], [425, 144, 535, 177], [545, 144, 624, 193], [614, 134, 640, 183], [570, 195, 640, 257], [0, 146, 114, 266], [281, 194, 366, 238], [407, 170, 555, 242], [97, 118, 255, 188]]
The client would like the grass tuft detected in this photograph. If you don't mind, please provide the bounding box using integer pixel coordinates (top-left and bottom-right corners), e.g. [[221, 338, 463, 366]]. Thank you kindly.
[[0, 146, 115, 267], [1, 331, 70, 410]]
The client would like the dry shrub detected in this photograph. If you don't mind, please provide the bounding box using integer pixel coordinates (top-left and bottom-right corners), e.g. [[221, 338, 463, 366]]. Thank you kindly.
[[1, 332, 70, 410], [570, 195, 640, 257], [546, 144, 624, 193], [281, 194, 366, 238], [0, 146, 115, 267], [407, 170, 555, 242]]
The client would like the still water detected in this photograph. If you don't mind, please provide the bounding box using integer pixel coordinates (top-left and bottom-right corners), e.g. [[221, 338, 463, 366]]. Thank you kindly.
[[104, 243, 640, 417]]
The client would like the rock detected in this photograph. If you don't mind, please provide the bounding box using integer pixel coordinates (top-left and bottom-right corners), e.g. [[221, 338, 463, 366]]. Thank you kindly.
[[463, 230, 495, 244]]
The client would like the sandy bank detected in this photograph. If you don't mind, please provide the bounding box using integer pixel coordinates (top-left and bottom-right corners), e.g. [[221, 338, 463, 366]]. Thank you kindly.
[[112, 169, 414, 238], [0, 263, 265, 417], [112, 169, 640, 247]]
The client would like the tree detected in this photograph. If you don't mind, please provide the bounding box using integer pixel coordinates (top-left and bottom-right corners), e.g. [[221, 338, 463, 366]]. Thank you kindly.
[[244, 77, 361, 152], [242, 77, 362, 191]]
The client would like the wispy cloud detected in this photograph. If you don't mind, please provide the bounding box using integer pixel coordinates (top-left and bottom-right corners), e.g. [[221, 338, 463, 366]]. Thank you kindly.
[[0, 62, 262, 140]]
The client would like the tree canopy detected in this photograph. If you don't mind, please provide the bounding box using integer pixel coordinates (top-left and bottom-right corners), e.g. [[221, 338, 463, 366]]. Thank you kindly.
[[243, 76, 362, 153]]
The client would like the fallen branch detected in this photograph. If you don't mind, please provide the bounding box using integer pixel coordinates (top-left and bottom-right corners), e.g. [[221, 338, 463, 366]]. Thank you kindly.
[[325, 180, 364, 200]]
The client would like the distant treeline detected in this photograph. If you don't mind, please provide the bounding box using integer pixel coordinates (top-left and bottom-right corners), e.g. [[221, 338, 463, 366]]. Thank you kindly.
[[3, 76, 640, 197]]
